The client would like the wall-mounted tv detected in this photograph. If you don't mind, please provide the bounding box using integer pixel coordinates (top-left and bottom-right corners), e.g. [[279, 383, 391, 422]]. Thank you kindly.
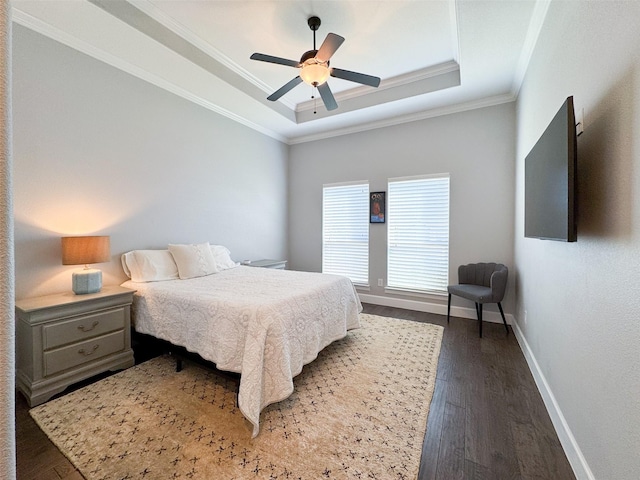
[[525, 96, 577, 242]]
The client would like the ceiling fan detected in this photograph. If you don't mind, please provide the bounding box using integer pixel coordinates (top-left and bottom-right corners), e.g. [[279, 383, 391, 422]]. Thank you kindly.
[[250, 16, 381, 112]]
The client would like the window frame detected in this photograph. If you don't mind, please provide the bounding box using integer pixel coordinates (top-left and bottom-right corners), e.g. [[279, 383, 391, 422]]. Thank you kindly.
[[322, 181, 370, 286], [385, 173, 450, 296]]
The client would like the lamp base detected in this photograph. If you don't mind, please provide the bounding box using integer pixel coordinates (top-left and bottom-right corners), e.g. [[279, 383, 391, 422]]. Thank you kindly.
[[72, 269, 102, 295]]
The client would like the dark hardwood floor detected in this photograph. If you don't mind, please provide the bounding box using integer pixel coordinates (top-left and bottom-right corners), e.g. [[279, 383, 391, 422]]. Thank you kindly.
[[363, 304, 575, 480], [16, 305, 576, 479]]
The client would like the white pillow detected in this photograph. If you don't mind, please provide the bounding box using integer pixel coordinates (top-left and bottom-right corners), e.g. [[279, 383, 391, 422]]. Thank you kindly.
[[121, 252, 133, 278], [168, 243, 219, 279], [121, 250, 179, 283], [210, 244, 238, 270]]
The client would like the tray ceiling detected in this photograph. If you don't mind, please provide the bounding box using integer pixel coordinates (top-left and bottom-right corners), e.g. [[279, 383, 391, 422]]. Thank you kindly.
[[12, 0, 549, 144]]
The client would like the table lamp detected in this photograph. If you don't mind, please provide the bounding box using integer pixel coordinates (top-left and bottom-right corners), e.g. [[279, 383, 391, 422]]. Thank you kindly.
[[61, 236, 110, 294]]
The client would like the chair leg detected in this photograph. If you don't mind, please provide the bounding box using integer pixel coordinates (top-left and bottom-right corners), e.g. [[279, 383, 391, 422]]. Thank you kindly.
[[475, 302, 483, 338], [447, 294, 452, 324], [498, 302, 509, 335]]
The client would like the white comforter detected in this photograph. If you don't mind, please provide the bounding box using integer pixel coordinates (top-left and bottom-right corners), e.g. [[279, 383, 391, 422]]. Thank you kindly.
[[122, 266, 361, 436]]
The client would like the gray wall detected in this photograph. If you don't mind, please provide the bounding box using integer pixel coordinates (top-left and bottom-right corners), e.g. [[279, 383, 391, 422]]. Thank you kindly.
[[289, 103, 516, 315], [12, 26, 288, 299], [515, 1, 640, 479]]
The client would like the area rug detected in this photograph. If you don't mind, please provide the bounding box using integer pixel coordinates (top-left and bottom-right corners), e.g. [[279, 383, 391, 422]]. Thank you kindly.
[[30, 314, 443, 480]]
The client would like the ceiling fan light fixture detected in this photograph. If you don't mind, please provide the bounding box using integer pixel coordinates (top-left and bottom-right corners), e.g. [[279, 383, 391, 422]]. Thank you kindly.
[[250, 16, 379, 110], [300, 60, 330, 86]]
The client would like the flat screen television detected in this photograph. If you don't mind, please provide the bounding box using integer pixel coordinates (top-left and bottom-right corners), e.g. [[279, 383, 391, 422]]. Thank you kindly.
[[525, 96, 577, 242]]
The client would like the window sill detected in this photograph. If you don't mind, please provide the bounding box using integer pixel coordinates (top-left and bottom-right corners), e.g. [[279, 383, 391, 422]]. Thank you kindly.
[[384, 287, 447, 302]]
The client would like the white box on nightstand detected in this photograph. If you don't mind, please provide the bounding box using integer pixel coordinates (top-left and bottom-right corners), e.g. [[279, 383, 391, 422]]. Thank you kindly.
[[243, 259, 287, 269]]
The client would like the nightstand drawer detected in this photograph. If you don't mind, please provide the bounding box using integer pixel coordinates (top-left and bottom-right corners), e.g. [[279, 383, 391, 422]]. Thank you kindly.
[[43, 330, 125, 377], [43, 308, 125, 350]]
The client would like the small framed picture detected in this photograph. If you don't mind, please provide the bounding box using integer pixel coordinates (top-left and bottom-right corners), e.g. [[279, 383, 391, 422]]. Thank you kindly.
[[370, 191, 386, 223]]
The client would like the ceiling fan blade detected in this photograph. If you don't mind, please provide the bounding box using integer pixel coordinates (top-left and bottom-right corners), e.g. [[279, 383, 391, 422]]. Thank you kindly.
[[267, 76, 303, 101], [250, 53, 300, 68], [331, 68, 381, 88], [315, 33, 345, 62], [317, 82, 338, 111]]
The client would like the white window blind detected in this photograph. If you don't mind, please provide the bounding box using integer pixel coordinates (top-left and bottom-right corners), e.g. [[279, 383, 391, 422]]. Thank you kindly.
[[387, 174, 450, 293], [322, 182, 369, 285]]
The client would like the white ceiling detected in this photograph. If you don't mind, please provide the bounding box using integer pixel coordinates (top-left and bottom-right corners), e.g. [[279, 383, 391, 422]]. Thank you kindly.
[[12, 0, 550, 144]]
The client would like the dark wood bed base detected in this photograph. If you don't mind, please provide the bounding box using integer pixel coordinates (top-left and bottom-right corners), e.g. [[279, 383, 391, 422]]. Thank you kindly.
[[131, 329, 240, 385]]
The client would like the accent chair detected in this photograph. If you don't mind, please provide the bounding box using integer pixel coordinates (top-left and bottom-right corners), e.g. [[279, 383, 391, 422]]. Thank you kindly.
[[447, 262, 509, 337]]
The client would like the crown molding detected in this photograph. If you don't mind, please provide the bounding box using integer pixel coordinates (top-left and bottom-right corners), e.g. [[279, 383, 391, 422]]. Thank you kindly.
[[288, 93, 516, 145], [12, 7, 287, 143], [296, 61, 460, 113], [449, 0, 461, 64], [127, 0, 297, 112], [511, 0, 551, 96]]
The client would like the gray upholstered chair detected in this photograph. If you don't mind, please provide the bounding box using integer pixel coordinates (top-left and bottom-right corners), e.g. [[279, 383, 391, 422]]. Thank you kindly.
[[447, 262, 509, 337]]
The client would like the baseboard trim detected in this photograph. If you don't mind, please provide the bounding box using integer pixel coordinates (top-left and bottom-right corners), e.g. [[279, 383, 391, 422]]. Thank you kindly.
[[358, 293, 515, 325], [512, 320, 595, 480]]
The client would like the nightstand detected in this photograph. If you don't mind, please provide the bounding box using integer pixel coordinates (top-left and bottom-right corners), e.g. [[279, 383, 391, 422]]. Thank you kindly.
[[15, 285, 135, 407], [244, 259, 287, 269]]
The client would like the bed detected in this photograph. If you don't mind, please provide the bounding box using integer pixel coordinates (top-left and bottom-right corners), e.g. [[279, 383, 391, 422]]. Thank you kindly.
[[120, 245, 361, 437]]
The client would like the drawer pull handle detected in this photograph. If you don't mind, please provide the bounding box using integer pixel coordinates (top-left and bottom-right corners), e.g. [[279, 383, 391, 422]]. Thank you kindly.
[[78, 345, 99, 356], [78, 321, 99, 332]]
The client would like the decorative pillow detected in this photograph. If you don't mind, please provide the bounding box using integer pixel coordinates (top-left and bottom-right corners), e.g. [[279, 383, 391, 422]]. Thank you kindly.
[[121, 250, 179, 283], [168, 243, 219, 279], [210, 244, 238, 271]]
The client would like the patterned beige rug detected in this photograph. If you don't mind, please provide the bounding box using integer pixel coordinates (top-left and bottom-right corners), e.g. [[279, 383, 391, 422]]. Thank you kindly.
[[30, 314, 443, 479]]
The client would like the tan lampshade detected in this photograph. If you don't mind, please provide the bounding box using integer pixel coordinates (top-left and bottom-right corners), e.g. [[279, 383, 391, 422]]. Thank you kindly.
[[61, 236, 110, 265]]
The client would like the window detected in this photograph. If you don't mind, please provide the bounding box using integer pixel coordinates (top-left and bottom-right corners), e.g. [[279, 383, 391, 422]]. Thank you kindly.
[[387, 174, 450, 294], [322, 182, 369, 285]]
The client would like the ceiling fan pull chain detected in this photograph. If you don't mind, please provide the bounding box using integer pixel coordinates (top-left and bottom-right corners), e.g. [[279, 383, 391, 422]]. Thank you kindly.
[[313, 86, 318, 114]]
